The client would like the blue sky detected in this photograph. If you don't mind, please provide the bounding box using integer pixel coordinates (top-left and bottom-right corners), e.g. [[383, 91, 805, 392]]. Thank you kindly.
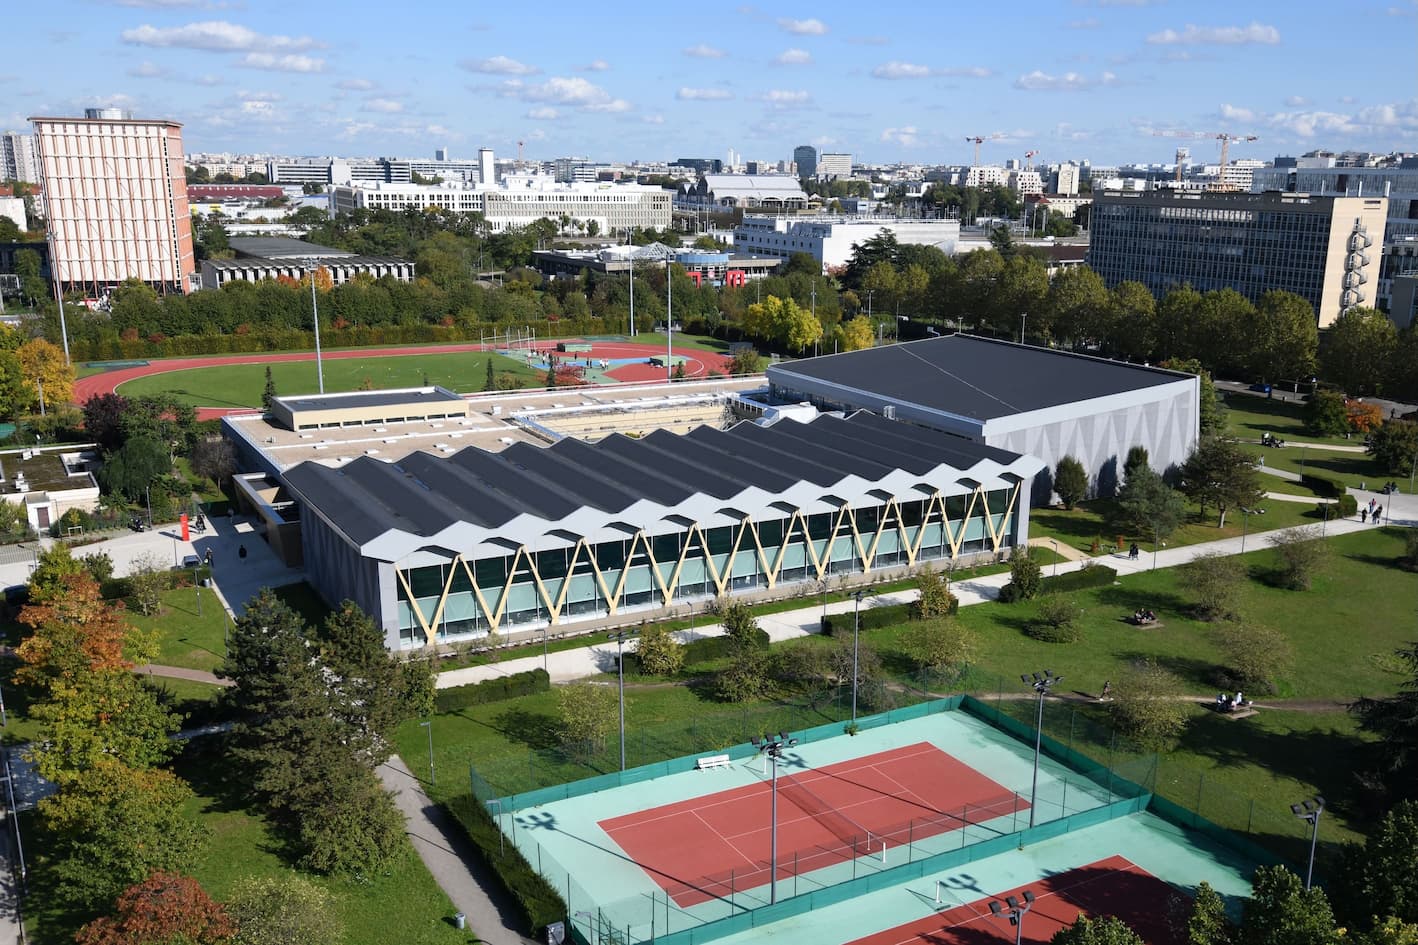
[[5, 0, 1417, 166]]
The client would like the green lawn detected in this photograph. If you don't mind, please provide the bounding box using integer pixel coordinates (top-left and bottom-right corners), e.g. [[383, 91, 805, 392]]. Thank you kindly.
[[1244, 445, 1389, 492], [116, 351, 543, 408], [1221, 392, 1354, 447], [1029, 498, 1327, 557], [128, 586, 230, 671]]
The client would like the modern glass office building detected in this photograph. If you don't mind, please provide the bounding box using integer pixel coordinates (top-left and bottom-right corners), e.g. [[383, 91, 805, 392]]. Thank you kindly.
[[283, 411, 1044, 650]]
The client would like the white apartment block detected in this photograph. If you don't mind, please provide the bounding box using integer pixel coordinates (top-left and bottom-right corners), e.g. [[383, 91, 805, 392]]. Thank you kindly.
[[1, 133, 39, 183], [1009, 169, 1044, 195], [0, 197, 25, 231], [330, 176, 671, 233], [817, 153, 852, 179], [1053, 164, 1080, 196], [30, 114, 196, 296], [733, 216, 961, 272], [966, 165, 1007, 188]]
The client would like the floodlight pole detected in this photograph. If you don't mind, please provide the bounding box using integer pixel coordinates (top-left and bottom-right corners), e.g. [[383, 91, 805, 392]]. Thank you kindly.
[[1022, 671, 1063, 829], [305, 257, 325, 394], [419, 719, 435, 786], [989, 891, 1036, 945], [608, 629, 638, 771], [666, 258, 673, 383], [753, 733, 798, 905], [1291, 796, 1325, 890], [852, 590, 866, 724]]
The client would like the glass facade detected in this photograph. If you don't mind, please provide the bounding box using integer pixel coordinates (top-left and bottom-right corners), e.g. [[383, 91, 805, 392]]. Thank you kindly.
[[394, 486, 1019, 647]]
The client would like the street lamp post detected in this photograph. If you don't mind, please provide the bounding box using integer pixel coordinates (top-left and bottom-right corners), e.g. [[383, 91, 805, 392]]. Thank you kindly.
[[989, 891, 1036, 945], [1291, 796, 1325, 890], [1239, 506, 1265, 554], [304, 258, 326, 394], [608, 629, 638, 771], [1021, 671, 1063, 828], [192, 566, 201, 617], [751, 732, 799, 905], [851, 590, 866, 724], [1050, 540, 1059, 578], [419, 719, 435, 786], [1019, 313, 1028, 345]]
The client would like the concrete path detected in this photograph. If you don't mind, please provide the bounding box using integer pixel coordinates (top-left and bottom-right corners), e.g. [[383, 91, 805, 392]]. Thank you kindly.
[[379, 755, 538, 945], [1027, 536, 1091, 561], [1256, 465, 1303, 483], [1264, 491, 1332, 505], [135, 664, 232, 687], [436, 514, 1395, 689]]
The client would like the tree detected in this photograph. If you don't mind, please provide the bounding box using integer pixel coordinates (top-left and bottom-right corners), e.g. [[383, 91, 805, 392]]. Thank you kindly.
[[729, 348, 765, 375], [1369, 421, 1418, 477], [227, 875, 339, 945], [127, 552, 170, 617], [1109, 658, 1190, 750], [40, 760, 207, 910], [1029, 595, 1083, 643], [1161, 358, 1225, 435], [1248, 291, 1318, 382], [262, 366, 277, 412], [320, 601, 410, 767], [1324, 307, 1397, 396], [635, 622, 684, 677], [1351, 642, 1418, 805], [1186, 882, 1235, 945], [1109, 281, 1158, 362], [17, 337, 75, 412], [910, 564, 957, 619], [100, 436, 172, 500], [1330, 801, 1418, 929], [1051, 914, 1145, 945], [1180, 437, 1263, 527], [838, 315, 874, 351], [1240, 865, 1341, 945], [1054, 455, 1088, 509], [1349, 400, 1385, 434], [1008, 546, 1043, 601], [484, 356, 496, 391], [1123, 445, 1150, 483], [1269, 526, 1330, 591], [1113, 466, 1187, 542], [83, 392, 130, 451], [1306, 390, 1351, 437], [1217, 622, 1293, 695], [1045, 265, 1111, 347], [901, 616, 977, 683], [189, 437, 236, 488], [716, 600, 771, 701], [293, 752, 405, 875], [557, 682, 618, 755], [75, 872, 233, 945], [26, 543, 88, 604], [1179, 551, 1245, 621]]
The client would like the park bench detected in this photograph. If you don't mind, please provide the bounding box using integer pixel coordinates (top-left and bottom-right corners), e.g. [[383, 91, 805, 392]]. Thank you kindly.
[[695, 754, 732, 771]]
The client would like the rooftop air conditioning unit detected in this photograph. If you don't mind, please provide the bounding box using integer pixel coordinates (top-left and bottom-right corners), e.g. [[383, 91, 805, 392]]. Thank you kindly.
[[883, 405, 897, 420]]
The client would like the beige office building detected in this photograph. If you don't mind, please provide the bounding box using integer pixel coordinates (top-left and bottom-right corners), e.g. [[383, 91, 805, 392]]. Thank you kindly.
[[30, 110, 196, 297]]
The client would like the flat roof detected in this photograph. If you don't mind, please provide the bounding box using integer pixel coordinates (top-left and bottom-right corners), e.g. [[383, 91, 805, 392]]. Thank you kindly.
[[204, 254, 409, 270], [228, 236, 352, 260], [769, 334, 1190, 422], [283, 411, 1028, 546], [275, 387, 464, 414]]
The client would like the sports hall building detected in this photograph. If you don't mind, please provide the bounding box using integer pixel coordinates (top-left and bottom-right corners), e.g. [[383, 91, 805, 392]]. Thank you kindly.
[[281, 410, 1043, 650]]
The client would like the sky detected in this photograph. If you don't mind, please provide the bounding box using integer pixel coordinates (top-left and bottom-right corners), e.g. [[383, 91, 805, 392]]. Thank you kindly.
[[5, 0, 1418, 167]]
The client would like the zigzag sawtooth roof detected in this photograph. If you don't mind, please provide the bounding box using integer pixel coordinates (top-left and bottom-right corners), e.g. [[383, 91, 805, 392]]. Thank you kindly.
[[281, 411, 1032, 548]]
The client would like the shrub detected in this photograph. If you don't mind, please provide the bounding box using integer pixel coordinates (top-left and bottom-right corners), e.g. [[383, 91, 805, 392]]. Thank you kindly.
[[634, 622, 684, 676], [1054, 455, 1089, 509], [1269, 526, 1330, 590], [910, 564, 959, 619], [434, 668, 550, 713], [683, 627, 771, 664], [1027, 596, 1083, 643], [1325, 495, 1358, 519], [820, 602, 912, 636], [445, 793, 566, 935], [557, 682, 618, 757], [1008, 546, 1043, 601], [1299, 472, 1347, 498], [901, 617, 978, 683], [1179, 552, 1244, 621], [1109, 659, 1190, 751], [1216, 622, 1293, 695]]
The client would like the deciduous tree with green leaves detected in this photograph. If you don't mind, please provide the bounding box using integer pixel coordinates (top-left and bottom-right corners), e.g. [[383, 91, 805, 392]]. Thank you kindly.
[[227, 875, 339, 945], [1186, 881, 1235, 945], [1324, 307, 1398, 396], [1051, 914, 1145, 945], [1217, 622, 1293, 695], [1179, 437, 1262, 527], [1330, 800, 1418, 928], [1178, 551, 1245, 622], [1305, 389, 1351, 437], [1109, 658, 1190, 751], [1351, 642, 1418, 805], [1368, 421, 1418, 478], [901, 616, 977, 684], [635, 622, 684, 677], [557, 681, 619, 756], [1240, 865, 1342, 945]]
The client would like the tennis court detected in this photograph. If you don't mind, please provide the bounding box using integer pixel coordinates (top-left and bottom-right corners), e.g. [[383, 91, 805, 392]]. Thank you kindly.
[[600, 743, 1026, 907]]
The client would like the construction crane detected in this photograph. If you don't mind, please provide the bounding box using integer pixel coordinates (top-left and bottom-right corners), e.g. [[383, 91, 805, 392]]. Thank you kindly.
[[965, 134, 1006, 167], [1152, 131, 1259, 182], [1024, 150, 1038, 169]]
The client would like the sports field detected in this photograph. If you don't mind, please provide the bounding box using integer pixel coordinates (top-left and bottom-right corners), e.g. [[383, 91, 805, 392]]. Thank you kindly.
[[490, 706, 1255, 945]]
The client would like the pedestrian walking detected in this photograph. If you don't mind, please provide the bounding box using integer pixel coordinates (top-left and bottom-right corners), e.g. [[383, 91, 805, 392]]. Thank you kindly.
[[1375, 505, 1384, 524], [238, 544, 248, 562], [204, 548, 214, 568], [1361, 508, 1368, 523], [1369, 498, 1377, 514]]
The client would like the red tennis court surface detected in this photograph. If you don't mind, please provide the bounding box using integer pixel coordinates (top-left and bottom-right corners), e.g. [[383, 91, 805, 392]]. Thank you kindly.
[[599, 743, 1027, 908], [846, 855, 1183, 945]]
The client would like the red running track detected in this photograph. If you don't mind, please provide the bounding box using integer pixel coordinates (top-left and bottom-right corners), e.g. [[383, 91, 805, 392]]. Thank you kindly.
[[72, 339, 735, 420], [598, 743, 1026, 908], [845, 855, 1185, 945]]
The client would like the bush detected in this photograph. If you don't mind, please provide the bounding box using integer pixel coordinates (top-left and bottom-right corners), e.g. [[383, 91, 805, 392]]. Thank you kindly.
[[1216, 622, 1293, 695], [1268, 526, 1329, 591], [1054, 455, 1089, 509], [1008, 546, 1043, 601], [1300, 472, 1347, 498], [1027, 596, 1083, 643], [683, 627, 771, 664], [1109, 659, 1190, 750], [820, 602, 911, 636], [634, 622, 684, 676], [1179, 552, 1244, 621], [446, 793, 566, 936], [1327, 494, 1358, 519], [434, 668, 550, 713]]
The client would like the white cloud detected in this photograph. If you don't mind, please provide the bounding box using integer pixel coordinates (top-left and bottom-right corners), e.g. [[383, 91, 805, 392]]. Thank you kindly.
[[775, 48, 812, 65], [461, 55, 538, 75], [1219, 103, 1255, 121], [676, 87, 733, 100], [760, 89, 811, 108], [1245, 98, 1418, 140], [683, 43, 726, 58], [881, 126, 919, 147], [1284, 95, 1309, 107], [362, 97, 404, 113], [871, 61, 991, 79], [778, 17, 827, 34], [194, 74, 223, 86], [526, 106, 560, 120], [337, 78, 374, 91], [642, 114, 665, 124], [239, 52, 325, 73], [121, 20, 316, 52], [127, 61, 166, 78], [1014, 70, 1118, 91], [1146, 22, 1281, 45], [579, 59, 610, 71], [501, 76, 631, 112]]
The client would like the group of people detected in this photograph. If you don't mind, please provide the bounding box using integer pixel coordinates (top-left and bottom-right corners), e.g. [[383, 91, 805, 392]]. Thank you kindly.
[[1130, 609, 1158, 625], [1215, 691, 1249, 713], [1361, 497, 1386, 524]]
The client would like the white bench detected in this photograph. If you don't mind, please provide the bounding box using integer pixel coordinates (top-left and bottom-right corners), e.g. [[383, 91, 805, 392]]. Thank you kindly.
[[695, 754, 732, 771]]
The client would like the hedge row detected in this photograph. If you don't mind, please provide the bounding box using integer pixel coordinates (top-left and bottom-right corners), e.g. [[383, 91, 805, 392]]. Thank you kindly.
[[999, 564, 1117, 603], [434, 668, 550, 713], [68, 316, 619, 363], [681, 627, 771, 665], [820, 602, 913, 636], [445, 793, 566, 936], [98, 565, 214, 601], [1300, 472, 1348, 498]]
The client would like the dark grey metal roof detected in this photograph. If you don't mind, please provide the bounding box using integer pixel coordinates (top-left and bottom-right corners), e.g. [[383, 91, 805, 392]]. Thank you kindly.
[[205, 254, 406, 269], [768, 334, 1190, 422], [228, 236, 353, 259], [276, 388, 464, 414], [282, 411, 1027, 546]]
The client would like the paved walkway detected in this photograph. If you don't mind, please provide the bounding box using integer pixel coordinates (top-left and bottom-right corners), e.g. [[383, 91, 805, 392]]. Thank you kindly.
[[135, 664, 231, 686], [1027, 536, 1091, 561], [378, 756, 538, 945]]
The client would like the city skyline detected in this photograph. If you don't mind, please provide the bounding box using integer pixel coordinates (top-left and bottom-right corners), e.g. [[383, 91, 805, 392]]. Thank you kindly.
[[5, 0, 1418, 166]]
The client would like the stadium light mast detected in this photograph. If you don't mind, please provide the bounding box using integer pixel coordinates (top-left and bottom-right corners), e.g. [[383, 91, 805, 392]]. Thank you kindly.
[[1291, 796, 1325, 890], [608, 629, 639, 770], [666, 257, 673, 383], [1021, 670, 1063, 828], [751, 732, 798, 905], [851, 590, 866, 723], [303, 257, 326, 394], [989, 891, 1036, 945]]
